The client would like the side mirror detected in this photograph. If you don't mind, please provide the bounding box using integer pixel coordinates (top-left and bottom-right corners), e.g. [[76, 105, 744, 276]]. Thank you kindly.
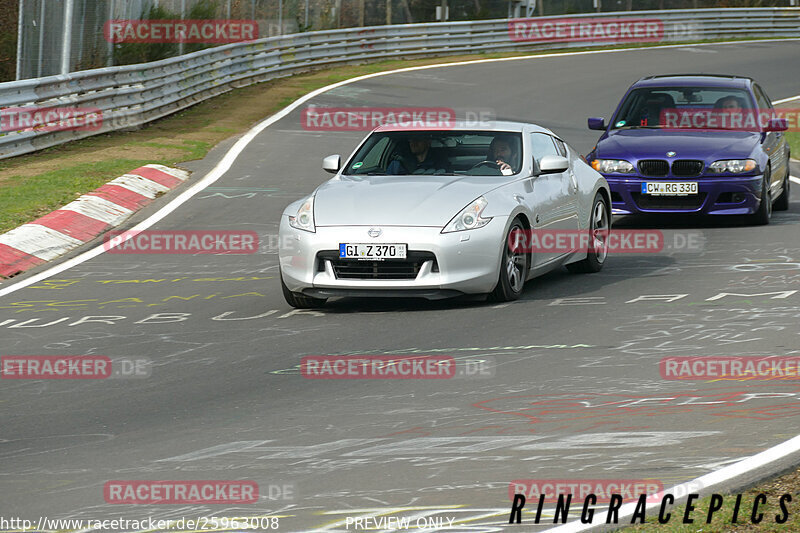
[[766, 117, 788, 132], [588, 117, 606, 130], [322, 154, 341, 173], [538, 155, 570, 175]]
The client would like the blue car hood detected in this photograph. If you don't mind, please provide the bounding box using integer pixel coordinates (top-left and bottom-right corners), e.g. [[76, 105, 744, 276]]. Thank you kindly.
[[596, 129, 761, 161]]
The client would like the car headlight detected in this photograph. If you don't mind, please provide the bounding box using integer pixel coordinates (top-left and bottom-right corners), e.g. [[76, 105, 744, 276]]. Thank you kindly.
[[288, 197, 315, 232], [708, 159, 757, 174], [442, 197, 491, 233], [591, 159, 635, 173]]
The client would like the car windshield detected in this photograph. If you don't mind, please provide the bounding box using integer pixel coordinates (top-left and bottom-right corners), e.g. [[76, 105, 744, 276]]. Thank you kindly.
[[611, 87, 756, 129], [343, 131, 523, 176]]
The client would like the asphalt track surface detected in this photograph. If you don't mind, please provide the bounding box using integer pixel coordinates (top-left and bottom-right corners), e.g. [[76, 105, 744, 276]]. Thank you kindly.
[[3, 41, 800, 532]]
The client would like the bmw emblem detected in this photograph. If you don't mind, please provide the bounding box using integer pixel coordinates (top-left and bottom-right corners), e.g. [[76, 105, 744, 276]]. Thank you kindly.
[[666, 151, 676, 157], [368, 227, 382, 238]]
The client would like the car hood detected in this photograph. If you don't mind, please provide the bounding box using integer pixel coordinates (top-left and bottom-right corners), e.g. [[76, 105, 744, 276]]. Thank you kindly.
[[314, 175, 502, 227], [596, 129, 761, 161]]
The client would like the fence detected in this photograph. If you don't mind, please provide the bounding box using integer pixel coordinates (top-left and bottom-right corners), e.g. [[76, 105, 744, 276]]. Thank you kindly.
[[1, 7, 799, 160]]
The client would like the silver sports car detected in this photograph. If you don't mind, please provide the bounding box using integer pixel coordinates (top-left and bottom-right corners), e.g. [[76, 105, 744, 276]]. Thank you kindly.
[[279, 121, 611, 308]]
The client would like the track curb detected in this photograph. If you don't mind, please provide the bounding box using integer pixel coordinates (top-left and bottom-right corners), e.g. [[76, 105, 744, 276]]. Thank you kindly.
[[0, 164, 189, 278]]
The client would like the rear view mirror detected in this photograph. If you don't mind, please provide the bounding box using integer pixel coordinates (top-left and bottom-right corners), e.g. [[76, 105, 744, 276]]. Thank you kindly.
[[538, 155, 570, 175], [588, 117, 606, 130], [322, 154, 341, 173]]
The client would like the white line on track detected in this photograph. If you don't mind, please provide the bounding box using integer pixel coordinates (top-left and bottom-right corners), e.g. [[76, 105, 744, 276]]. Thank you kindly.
[[790, 176, 800, 186], [775, 94, 800, 104], [2, 39, 800, 533]]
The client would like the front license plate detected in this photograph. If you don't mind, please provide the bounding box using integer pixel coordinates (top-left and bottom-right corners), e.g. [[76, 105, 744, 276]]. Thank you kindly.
[[339, 243, 407, 260], [641, 182, 698, 196]]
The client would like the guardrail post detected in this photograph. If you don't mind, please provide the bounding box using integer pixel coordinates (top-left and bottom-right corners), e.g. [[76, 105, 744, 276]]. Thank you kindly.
[[15, 0, 24, 80], [60, 0, 74, 75]]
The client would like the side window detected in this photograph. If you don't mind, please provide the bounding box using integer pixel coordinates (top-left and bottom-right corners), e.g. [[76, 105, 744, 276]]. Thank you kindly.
[[530, 133, 559, 166], [553, 138, 567, 157], [753, 85, 772, 110]]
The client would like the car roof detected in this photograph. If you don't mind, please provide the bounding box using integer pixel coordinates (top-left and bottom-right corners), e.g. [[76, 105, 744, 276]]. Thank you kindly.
[[632, 74, 752, 90], [373, 120, 555, 136]]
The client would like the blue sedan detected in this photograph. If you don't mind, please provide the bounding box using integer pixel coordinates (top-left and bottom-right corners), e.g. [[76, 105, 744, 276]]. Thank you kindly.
[[585, 74, 791, 224]]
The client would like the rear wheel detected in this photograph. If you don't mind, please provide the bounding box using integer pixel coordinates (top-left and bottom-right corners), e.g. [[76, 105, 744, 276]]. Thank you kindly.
[[751, 167, 772, 225], [280, 271, 327, 308], [567, 192, 609, 274], [488, 219, 528, 302], [774, 162, 790, 212]]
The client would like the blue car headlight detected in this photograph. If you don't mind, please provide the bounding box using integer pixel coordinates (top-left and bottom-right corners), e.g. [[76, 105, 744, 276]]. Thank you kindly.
[[708, 159, 757, 174], [591, 159, 635, 173]]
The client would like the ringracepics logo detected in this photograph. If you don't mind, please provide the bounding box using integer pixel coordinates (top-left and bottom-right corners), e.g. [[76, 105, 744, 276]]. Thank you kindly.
[[301, 107, 456, 131], [509, 484, 792, 526], [104, 231, 259, 254], [103, 480, 258, 504], [509, 17, 663, 43], [103, 20, 257, 43], [1, 107, 102, 133]]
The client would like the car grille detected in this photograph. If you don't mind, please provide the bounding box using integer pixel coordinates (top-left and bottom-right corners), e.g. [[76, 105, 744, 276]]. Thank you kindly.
[[317, 251, 437, 280], [638, 159, 669, 177], [671, 160, 704, 177], [631, 192, 707, 210]]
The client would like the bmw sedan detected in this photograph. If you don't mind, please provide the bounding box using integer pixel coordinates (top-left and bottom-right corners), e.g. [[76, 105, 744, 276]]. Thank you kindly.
[[586, 74, 790, 224], [278, 121, 611, 308]]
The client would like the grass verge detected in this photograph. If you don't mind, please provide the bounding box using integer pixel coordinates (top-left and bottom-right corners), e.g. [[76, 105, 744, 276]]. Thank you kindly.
[[0, 37, 794, 234]]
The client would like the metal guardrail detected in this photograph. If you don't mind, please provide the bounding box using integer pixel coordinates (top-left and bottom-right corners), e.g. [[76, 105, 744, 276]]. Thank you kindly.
[[1, 8, 799, 160]]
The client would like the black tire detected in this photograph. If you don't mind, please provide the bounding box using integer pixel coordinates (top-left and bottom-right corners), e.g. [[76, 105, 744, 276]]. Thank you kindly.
[[488, 219, 529, 302], [566, 192, 610, 274], [774, 163, 790, 212], [750, 167, 772, 225], [280, 271, 327, 309]]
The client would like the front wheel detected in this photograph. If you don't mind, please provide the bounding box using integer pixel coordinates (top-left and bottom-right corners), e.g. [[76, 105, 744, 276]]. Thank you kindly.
[[774, 164, 790, 212], [280, 271, 327, 308], [488, 219, 529, 302], [750, 168, 772, 225], [566, 192, 609, 274]]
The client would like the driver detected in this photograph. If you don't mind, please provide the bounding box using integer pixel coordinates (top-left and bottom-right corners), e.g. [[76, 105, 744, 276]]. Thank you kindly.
[[488, 136, 516, 172], [387, 136, 451, 174]]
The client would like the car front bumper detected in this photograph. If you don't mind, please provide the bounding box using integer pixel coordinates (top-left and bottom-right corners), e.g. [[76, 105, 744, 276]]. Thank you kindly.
[[278, 217, 508, 298], [604, 174, 764, 215]]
